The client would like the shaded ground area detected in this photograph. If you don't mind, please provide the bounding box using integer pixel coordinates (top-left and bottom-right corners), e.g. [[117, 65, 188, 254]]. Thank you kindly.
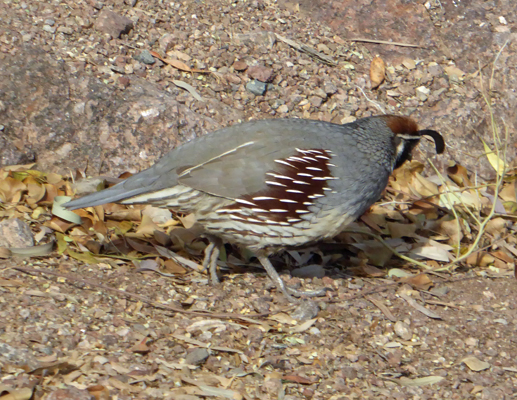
[[1, 0, 517, 398]]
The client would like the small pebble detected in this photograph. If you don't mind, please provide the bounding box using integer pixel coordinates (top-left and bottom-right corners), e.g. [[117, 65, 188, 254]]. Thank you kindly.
[[394, 321, 412, 341], [291, 300, 319, 321], [246, 80, 267, 96], [185, 348, 209, 365], [134, 50, 155, 65]]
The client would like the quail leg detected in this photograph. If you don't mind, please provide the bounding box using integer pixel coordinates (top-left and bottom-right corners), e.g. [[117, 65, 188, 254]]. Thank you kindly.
[[202, 236, 222, 285], [257, 255, 329, 302]]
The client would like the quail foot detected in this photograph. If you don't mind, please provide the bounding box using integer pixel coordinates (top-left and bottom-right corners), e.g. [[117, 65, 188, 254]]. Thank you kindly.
[[64, 115, 445, 302]]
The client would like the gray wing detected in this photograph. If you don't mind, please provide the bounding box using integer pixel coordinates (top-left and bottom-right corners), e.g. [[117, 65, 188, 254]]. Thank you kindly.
[[65, 119, 351, 209]]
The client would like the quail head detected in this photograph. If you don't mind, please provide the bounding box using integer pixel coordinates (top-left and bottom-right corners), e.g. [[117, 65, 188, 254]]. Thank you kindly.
[[64, 115, 444, 302]]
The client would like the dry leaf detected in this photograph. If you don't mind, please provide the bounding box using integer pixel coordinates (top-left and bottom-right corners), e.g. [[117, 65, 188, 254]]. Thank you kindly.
[[462, 356, 490, 371], [0, 387, 34, 400], [485, 217, 508, 237], [282, 375, 313, 384], [131, 338, 151, 354], [437, 217, 463, 244], [399, 291, 442, 319], [499, 181, 516, 202], [163, 259, 187, 275], [397, 376, 444, 387], [369, 56, 385, 89], [482, 139, 506, 176], [352, 240, 393, 267], [404, 273, 433, 290], [387, 222, 417, 238], [447, 162, 473, 187], [87, 385, 110, 400], [444, 65, 465, 79], [290, 318, 317, 333], [466, 252, 495, 267]]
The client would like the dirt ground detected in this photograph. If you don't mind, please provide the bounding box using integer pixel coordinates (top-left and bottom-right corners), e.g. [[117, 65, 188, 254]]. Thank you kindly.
[[1, 0, 517, 399]]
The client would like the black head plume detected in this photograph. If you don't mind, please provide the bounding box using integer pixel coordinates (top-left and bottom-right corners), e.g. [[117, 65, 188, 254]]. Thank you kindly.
[[381, 115, 445, 169]]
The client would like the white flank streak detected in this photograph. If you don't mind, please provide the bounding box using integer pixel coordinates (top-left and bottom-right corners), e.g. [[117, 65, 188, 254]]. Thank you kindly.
[[313, 194, 325, 198], [287, 156, 309, 163], [286, 189, 303, 194], [279, 222, 290, 226], [312, 177, 331, 181], [230, 215, 246, 221], [266, 181, 287, 187], [302, 157, 318, 162], [297, 173, 313, 177], [293, 180, 310, 185], [216, 209, 245, 214], [287, 218, 302, 222], [315, 155, 330, 160], [251, 208, 268, 212], [253, 196, 276, 201], [265, 220, 279, 224], [266, 173, 294, 180], [323, 187, 333, 191], [296, 210, 310, 214], [179, 141, 255, 177], [246, 218, 263, 223], [275, 159, 296, 168], [235, 199, 257, 206], [303, 202, 313, 205], [327, 163, 336, 167], [306, 167, 323, 171], [279, 199, 297, 203], [270, 209, 288, 212], [296, 148, 322, 154]]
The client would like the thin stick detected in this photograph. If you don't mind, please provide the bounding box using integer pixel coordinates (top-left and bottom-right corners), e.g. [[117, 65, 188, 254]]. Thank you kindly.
[[347, 38, 424, 48], [489, 37, 510, 91]]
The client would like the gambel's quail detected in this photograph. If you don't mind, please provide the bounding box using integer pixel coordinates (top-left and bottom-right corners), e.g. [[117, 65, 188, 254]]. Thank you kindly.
[[64, 115, 444, 301]]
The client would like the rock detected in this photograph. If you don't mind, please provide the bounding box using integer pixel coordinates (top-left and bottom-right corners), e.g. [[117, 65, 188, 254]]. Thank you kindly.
[[427, 62, 443, 77], [233, 31, 276, 48], [394, 321, 412, 341], [269, 99, 285, 109], [134, 50, 155, 65], [246, 80, 267, 95], [95, 10, 134, 38], [0, 342, 40, 370], [158, 33, 175, 53], [0, 45, 243, 175], [291, 265, 325, 279], [57, 26, 74, 35], [47, 386, 95, 400], [416, 86, 430, 101], [185, 348, 209, 365], [0, 218, 34, 248], [290, 300, 319, 321], [309, 95, 323, 107], [42, 25, 56, 33], [232, 60, 248, 71], [247, 65, 273, 82], [277, 104, 289, 113]]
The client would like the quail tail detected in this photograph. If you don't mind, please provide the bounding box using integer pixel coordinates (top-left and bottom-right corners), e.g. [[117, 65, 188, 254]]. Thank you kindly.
[[64, 182, 152, 210]]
